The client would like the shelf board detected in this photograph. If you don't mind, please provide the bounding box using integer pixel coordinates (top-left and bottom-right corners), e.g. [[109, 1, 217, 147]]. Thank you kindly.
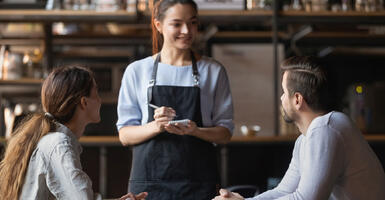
[[1, 9, 384, 24], [279, 10, 385, 24], [281, 31, 385, 46], [141, 10, 273, 25], [230, 135, 299, 143], [0, 78, 42, 94], [53, 37, 151, 46], [79, 136, 121, 146], [214, 31, 286, 39], [0, 9, 272, 24], [0, 39, 43, 46], [0, 78, 43, 85], [0, 10, 137, 23], [305, 32, 385, 38], [282, 10, 385, 16], [56, 50, 133, 58], [200, 10, 273, 25], [230, 134, 385, 143], [199, 10, 273, 16]]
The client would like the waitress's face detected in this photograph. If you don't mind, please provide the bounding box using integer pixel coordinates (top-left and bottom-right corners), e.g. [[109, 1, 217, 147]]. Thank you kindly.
[[155, 3, 198, 50]]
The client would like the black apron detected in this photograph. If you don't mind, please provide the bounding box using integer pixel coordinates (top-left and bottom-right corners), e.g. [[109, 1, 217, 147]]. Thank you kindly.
[[128, 51, 218, 200]]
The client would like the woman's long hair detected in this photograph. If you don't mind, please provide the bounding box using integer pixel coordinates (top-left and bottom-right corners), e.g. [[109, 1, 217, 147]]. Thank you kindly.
[[151, 0, 198, 54], [0, 66, 95, 199]]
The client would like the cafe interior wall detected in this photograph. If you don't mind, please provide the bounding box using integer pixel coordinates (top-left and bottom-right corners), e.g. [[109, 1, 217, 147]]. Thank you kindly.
[[213, 43, 284, 136]]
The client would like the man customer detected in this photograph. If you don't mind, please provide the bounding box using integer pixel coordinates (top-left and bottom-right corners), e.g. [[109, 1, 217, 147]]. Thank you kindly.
[[213, 56, 385, 200]]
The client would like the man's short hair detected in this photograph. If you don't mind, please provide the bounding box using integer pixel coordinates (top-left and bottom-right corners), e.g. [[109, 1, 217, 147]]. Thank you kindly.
[[281, 56, 331, 112]]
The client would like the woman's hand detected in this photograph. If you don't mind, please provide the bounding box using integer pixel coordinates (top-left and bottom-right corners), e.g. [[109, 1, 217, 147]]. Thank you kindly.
[[119, 191, 148, 200], [164, 120, 198, 136], [151, 106, 176, 133], [212, 189, 244, 200]]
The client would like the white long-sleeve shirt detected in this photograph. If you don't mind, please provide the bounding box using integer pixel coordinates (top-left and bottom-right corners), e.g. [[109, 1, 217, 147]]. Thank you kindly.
[[248, 111, 385, 200], [20, 123, 95, 200]]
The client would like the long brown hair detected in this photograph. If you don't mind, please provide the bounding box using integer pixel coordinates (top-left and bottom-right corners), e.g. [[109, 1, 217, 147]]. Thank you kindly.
[[0, 66, 95, 199], [151, 0, 198, 54]]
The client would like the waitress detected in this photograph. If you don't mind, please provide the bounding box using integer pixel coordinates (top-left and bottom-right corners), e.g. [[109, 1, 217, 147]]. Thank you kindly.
[[116, 0, 233, 199]]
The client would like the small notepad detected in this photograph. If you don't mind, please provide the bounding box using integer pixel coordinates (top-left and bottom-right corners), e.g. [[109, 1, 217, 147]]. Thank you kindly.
[[168, 119, 189, 126]]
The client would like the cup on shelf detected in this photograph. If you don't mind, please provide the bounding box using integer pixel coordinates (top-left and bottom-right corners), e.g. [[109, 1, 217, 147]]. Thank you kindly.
[[311, 0, 328, 11], [341, 0, 352, 11], [240, 125, 261, 136], [291, 0, 304, 10]]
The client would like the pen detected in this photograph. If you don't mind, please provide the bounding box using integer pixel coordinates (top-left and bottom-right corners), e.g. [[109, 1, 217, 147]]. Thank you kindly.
[[148, 103, 177, 118], [148, 103, 160, 109]]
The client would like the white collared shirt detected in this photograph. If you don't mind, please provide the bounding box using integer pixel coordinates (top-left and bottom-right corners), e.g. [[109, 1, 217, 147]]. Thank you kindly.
[[20, 123, 94, 200]]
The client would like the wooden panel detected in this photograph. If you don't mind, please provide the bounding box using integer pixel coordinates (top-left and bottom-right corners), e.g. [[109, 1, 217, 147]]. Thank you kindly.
[[0, 10, 136, 22]]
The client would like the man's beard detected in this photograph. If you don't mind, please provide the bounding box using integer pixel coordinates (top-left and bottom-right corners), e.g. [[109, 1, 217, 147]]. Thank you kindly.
[[282, 107, 294, 123]]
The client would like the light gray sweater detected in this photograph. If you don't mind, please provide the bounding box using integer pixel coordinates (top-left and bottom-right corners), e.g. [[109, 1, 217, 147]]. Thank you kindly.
[[249, 111, 385, 200]]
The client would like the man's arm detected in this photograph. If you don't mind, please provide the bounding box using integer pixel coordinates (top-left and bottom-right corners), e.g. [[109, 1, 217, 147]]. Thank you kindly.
[[276, 127, 344, 199], [259, 128, 344, 200], [247, 136, 303, 199], [213, 136, 303, 200]]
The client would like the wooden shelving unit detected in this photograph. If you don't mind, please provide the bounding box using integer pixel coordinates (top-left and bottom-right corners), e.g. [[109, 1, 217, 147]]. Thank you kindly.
[[0, 10, 137, 22], [0, 78, 43, 84], [279, 10, 385, 24], [0, 9, 274, 23], [0, 79, 42, 94], [1, 8, 385, 135]]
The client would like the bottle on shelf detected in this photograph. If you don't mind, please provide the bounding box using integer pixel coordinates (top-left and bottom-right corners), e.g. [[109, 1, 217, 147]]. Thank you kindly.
[[246, 0, 272, 10], [342, 0, 352, 11], [355, 0, 384, 12], [0, 47, 22, 81], [22, 48, 43, 79], [291, 0, 304, 10]]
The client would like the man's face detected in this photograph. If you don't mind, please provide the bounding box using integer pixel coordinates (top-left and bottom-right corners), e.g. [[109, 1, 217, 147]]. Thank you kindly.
[[280, 71, 296, 123]]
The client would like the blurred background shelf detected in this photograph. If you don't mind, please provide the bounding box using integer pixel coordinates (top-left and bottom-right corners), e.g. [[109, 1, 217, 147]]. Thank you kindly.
[[0, 10, 137, 22], [279, 10, 385, 24]]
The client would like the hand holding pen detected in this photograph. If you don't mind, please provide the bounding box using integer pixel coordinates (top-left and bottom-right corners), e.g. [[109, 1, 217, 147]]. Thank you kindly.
[[149, 103, 176, 133], [149, 104, 197, 136], [149, 103, 177, 119]]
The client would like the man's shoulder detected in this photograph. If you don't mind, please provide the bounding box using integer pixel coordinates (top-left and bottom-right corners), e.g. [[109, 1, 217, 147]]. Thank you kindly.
[[311, 111, 349, 129], [308, 111, 356, 140]]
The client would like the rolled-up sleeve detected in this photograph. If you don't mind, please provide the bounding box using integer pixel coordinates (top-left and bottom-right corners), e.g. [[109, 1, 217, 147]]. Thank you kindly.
[[212, 66, 234, 133], [116, 65, 142, 130]]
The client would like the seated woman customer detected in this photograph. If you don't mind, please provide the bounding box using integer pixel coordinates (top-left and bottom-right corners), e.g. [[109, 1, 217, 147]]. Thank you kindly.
[[0, 66, 147, 200]]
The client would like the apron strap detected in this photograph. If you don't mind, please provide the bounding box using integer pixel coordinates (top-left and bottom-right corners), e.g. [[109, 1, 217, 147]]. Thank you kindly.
[[148, 50, 199, 104], [191, 50, 199, 87], [147, 53, 161, 104]]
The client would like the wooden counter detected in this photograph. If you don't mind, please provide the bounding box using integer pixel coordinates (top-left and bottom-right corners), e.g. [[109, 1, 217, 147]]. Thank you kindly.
[[2, 134, 385, 146], [1, 134, 384, 197]]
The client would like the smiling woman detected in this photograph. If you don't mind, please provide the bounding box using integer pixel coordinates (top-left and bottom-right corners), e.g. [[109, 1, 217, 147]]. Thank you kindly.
[[116, 0, 234, 199], [0, 66, 146, 200], [151, 0, 198, 55]]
